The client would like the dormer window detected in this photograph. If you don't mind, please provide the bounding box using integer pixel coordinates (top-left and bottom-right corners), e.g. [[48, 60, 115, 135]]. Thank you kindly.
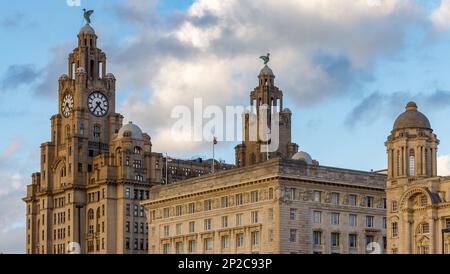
[[134, 146, 142, 155]]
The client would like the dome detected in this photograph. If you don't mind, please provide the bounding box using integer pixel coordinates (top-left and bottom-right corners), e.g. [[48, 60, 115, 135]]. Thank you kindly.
[[59, 74, 69, 80], [393, 102, 431, 131], [117, 122, 143, 140], [292, 151, 313, 165], [259, 65, 274, 77], [79, 24, 95, 35], [283, 108, 292, 114], [105, 73, 116, 80]]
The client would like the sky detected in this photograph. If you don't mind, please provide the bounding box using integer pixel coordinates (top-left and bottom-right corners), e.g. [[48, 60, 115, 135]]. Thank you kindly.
[[2, 0, 450, 253]]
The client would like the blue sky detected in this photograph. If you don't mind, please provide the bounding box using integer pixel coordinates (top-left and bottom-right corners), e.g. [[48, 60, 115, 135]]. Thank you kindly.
[[2, 0, 450, 253]]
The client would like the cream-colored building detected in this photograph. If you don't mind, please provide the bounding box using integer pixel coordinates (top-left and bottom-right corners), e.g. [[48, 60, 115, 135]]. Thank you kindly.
[[22, 22, 162, 254], [386, 102, 450, 254], [142, 66, 387, 254]]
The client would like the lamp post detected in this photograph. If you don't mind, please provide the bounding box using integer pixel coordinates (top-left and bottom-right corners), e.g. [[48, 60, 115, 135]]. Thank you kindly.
[[75, 203, 84, 253], [442, 228, 450, 254]]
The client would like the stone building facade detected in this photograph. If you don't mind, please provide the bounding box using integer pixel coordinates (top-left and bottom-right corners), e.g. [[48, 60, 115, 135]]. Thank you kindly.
[[386, 102, 450, 254], [142, 158, 387, 254], [22, 23, 162, 254]]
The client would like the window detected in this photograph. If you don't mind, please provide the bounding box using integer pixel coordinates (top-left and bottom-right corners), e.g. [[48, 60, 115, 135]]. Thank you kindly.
[[331, 192, 339, 205], [391, 201, 398, 212], [139, 206, 144, 217], [268, 188, 274, 199], [313, 211, 322, 223], [289, 229, 297, 242], [163, 243, 171, 254], [289, 208, 297, 220], [125, 188, 130, 199], [268, 230, 273, 242], [134, 146, 141, 155], [125, 238, 130, 249], [134, 222, 138, 233], [133, 160, 142, 169], [236, 233, 244, 248], [125, 221, 130, 233], [126, 204, 130, 216], [93, 125, 101, 141], [133, 238, 138, 250], [331, 213, 340, 225], [236, 194, 244, 205], [313, 191, 321, 202], [285, 188, 294, 200], [188, 240, 197, 253], [189, 221, 195, 233], [382, 217, 387, 229], [163, 225, 170, 237], [204, 219, 212, 230], [221, 196, 229, 208], [175, 205, 182, 216], [268, 208, 274, 220], [222, 216, 228, 228], [176, 224, 182, 235], [366, 216, 374, 228], [133, 205, 138, 217], [251, 211, 259, 224], [221, 235, 230, 249], [188, 203, 195, 214], [409, 149, 415, 176], [365, 235, 374, 247], [421, 223, 430, 234], [236, 214, 243, 226], [331, 233, 340, 247], [251, 231, 260, 246], [204, 200, 212, 211], [176, 242, 183, 254], [446, 218, 450, 229], [348, 194, 357, 206], [251, 191, 259, 203], [382, 198, 387, 209], [392, 222, 398, 237], [204, 238, 213, 251], [349, 214, 357, 227], [349, 234, 357, 248], [365, 196, 374, 208], [163, 208, 170, 218]]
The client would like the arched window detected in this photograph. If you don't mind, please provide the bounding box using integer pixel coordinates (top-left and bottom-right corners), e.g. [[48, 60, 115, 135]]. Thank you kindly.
[[134, 146, 141, 155], [409, 149, 415, 176]]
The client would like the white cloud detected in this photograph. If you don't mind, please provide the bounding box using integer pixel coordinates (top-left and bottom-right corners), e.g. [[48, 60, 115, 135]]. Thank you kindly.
[[438, 154, 450, 176], [431, 0, 450, 31], [111, 0, 421, 154]]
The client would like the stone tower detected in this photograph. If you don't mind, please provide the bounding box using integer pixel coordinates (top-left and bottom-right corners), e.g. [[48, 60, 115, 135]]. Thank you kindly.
[[235, 65, 298, 167], [385, 102, 449, 254], [23, 22, 162, 254]]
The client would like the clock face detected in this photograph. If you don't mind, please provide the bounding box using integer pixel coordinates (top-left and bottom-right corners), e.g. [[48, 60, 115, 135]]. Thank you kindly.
[[88, 91, 109, 117], [62, 93, 74, 118]]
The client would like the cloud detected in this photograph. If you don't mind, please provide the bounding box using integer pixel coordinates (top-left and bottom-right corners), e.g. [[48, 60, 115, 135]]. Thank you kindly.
[[345, 89, 450, 128], [438, 154, 450, 176], [431, 0, 450, 31], [0, 64, 41, 90], [109, 0, 422, 154], [1, 11, 37, 29]]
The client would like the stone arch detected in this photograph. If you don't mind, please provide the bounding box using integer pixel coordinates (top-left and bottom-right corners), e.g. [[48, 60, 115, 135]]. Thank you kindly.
[[399, 187, 437, 210]]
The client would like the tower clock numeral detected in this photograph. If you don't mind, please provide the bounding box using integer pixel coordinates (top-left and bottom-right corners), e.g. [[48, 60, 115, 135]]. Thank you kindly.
[[88, 91, 109, 117]]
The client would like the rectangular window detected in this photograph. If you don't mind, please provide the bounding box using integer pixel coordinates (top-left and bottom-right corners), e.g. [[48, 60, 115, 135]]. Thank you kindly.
[[331, 232, 340, 247], [349, 234, 357, 248], [446, 218, 450, 229], [313, 191, 321, 202], [365, 196, 374, 208], [176, 242, 183, 254], [236, 214, 243, 226], [189, 221, 195, 233], [221, 196, 229, 208], [251, 231, 260, 246], [289, 208, 297, 220], [188, 203, 195, 214], [366, 235, 374, 247], [313, 231, 322, 245], [391, 201, 398, 212], [125, 238, 130, 249], [133, 205, 138, 217], [268, 188, 274, 199], [204, 200, 212, 211], [125, 188, 130, 198], [349, 214, 357, 227], [236, 194, 244, 205], [221, 235, 230, 249], [134, 222, 138, 233], [251, 211, 259, 224], [222, 216, 228, 228], [331, 192, 339, 205], [331, 213, 340, 225], [175, 205, 182, 216], [348, 194, 357, 206], [163, 243, 171, 254], [313, 211, 322, 224], [366, 216, 374, 228], [236, 233, 244, 248], [289, 229, 297, 242], [188, 240, 197, 253], [125, 221, 130, 233], [163, 225, 170, 237], [163, 207, 170, 218], [382, 217, 387, 229], [204, 238, 213, 251], [204, 219, 212, 230], [251, 191, 259, 203], [126, 204, 130, 216], [176, 223, 182, 235], [392, 222, 398, 237]]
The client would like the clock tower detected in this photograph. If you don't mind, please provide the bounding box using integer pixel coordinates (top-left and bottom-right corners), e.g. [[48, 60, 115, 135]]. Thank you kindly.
[[24, 17, 163, 254]]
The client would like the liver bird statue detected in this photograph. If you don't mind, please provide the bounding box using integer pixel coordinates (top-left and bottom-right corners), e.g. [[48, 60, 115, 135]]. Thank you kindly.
[[83, 9, 94, 24], [260, 53, 270, 65]]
